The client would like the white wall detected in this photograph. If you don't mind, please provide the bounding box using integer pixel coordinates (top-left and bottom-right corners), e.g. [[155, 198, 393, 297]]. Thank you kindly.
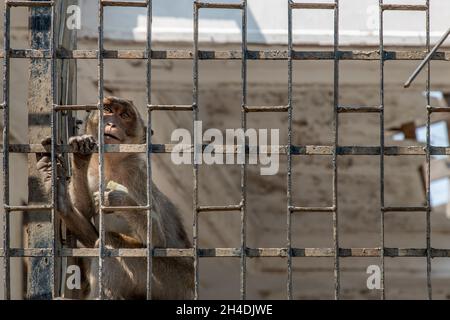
[[79, 0, 450, 46]]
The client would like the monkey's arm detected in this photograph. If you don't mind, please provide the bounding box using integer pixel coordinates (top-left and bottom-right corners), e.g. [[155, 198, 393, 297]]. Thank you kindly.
[[36, 149, 98, 248]]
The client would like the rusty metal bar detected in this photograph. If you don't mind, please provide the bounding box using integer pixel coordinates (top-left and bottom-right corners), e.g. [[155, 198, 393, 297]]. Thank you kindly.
[[101, 0, 148, 7], [332, 0, 340, 299], [379, 0, 385, 300], [290, 2, 336, 10], [5, 205, 53, 212], [289, 206, 335, 213], [54, 104, 98, 111], [145, 0, 153, 300], [244, 105, 289, 113], [337, 106, 381, 113], [382, 206, 428, 212], [97, 0, 106, 300], [287, 0, 293, 301], [147, 104, 193, 111], [6, 0, 54, 7], [2, 0, 11, 300], [197, 204, 242, 212], [428, 106, 450, 113], [5, 247, 450, 258], [425, 0, 432, 300], [193, 0, 200, 300], [195, 1, 244, 10], [404, 28, 450, 88], [381, 4, 427, 11], [240, 0, 248, 300], [3, 49, 450, 61]]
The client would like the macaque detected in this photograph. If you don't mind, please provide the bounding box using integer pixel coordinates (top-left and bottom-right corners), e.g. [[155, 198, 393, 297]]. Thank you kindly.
[[37, 96, 194, 299]]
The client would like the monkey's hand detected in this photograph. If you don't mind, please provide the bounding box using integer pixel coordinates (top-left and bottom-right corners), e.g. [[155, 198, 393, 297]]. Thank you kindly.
[[36, 137, 68, 195], [69, 134, 97, 167], [93, 189, 138, 214]]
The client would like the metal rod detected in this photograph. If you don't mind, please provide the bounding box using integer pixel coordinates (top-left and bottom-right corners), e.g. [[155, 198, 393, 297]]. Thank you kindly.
[[145, 0, 153, 300], [332, 0, 340, 300], [97, 0, 105, 300], [379, 0, 386, 300], [2, 1, 11, 300], [404, 27, 450, 88], [240, 0, 248, 301], [287, 0, 293, 300]]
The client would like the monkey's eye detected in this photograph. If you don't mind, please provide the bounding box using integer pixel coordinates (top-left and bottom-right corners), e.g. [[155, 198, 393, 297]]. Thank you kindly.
[[104, 106, 112, 113], [120, 112, 130, 119]]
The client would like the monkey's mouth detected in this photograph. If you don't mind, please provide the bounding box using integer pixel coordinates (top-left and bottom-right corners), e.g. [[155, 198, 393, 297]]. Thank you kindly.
[[104, 133, 121, 142]]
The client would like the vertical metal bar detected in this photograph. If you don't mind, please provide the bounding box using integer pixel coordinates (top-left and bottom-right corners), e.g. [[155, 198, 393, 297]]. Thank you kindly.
[[97, 0, 106, 300], [192, 1, 200, 300], [50, 0, 57, 298], [240, 0, 247, 301], [146, 0, 154, 300], [287, 0, 293, 301], [2, 1, 11, 301], [332, 0, 340, 300], [425, 0, 432, 300], [379, 0, 386, 300]]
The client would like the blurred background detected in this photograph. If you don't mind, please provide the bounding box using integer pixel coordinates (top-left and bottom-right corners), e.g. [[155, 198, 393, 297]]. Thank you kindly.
[[1, 0, 450, 299]]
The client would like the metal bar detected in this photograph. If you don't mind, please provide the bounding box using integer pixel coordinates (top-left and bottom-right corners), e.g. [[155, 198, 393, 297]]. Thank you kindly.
[[404, 28, 450, 88], [145, 0, 153, 300], [382, 206, 428, 212], [195, 2, 244, 10], [290, 206, 335, 212], [290, 2, 336, 10], [240, 0, 248, 301], [101, 0, 148, 7], [101, 205, 151, 212], [6, 0, 54, 7], [50, 0, 58, 298], [425, 0, 432, 300], [244, 105, 289, 113], [381, 4, 428, 11], [379, 0, 385, 300], [428, 106, 450, 113], [3, 49, 450, 61], [97, 0, 106, 300], [332, 0, 340, 300], [4, 247, 450, 258], [287, 0, 293, 301], [337, 106, 381, 113], [197, 205, 242, 212], [147, 104, 193, 111], [2, 1, 11, 300], [193, 1, 200, 300], [5, 205, 53, 212], [54, 104, 98, 111]]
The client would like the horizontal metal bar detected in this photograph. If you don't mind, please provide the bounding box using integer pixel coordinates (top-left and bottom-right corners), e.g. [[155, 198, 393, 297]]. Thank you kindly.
[[3, 247, 450, 258], [0, 144, 440, 155], [244, 105, 289, 113], [101, 0, 148, 7], [5, 205, 53, 212], [101, 205, 151, 212], [6, 0, 54, 7], [290, 2, 336, 10], [148, 104, 193, 111], [427, 106, 450, 113], [289, 206, 335, 212], [337, 106, 381, 113], [2, 50, 450, 61], [54, 104, 98, 111], [197, 204, 242, 212], [382, 206, 428, 212], [381, 4, 428, 11], [195, 2, 244, 9]]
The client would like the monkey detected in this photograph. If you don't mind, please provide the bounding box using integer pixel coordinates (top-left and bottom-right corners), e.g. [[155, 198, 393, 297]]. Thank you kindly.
[[36, 96, 194, 299]]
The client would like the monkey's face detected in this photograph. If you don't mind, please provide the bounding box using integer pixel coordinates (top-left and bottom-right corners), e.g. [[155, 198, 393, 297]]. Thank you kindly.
[[86, 97, 146, 144]]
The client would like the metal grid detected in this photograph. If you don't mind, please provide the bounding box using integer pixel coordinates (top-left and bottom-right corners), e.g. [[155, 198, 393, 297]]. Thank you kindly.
[[0, 0, 446, 300]]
